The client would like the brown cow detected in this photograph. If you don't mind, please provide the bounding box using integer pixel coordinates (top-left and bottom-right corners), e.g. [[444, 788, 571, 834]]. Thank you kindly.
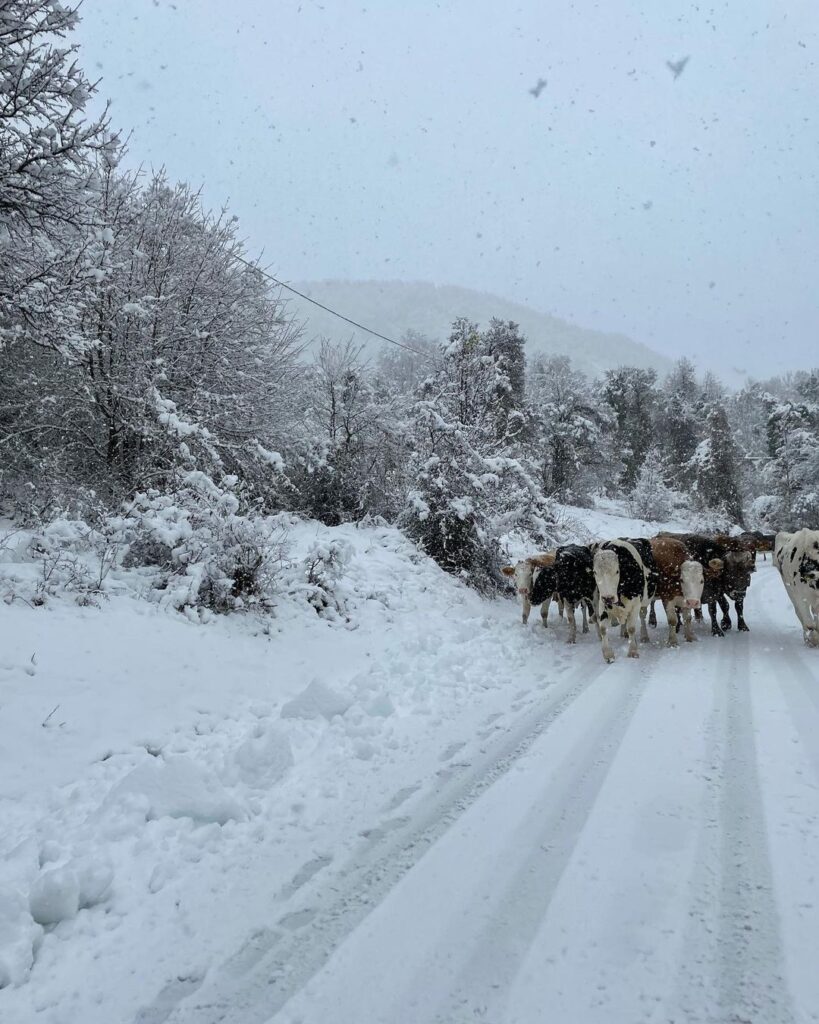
[[649, 536, 705, 646]]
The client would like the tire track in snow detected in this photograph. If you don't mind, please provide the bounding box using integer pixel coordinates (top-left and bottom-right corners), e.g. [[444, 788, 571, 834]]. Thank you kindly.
[[755, 567, 819, 789], [676, 628, 795, 1024], [159, 646, 615, 1024], [427, 667, 651, 1024]]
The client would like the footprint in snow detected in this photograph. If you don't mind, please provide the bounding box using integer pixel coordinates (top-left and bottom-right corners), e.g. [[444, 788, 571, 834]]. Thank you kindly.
[[359, 816, 409, 842], [277, 854, 333, 900], [277, 907, 318, 931], [384, 782, 422, 811], [439, 740, 466, 762]]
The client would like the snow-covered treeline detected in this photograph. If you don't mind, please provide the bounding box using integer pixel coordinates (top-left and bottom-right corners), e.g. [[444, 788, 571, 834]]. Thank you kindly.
[[1, 1, 817, 610]]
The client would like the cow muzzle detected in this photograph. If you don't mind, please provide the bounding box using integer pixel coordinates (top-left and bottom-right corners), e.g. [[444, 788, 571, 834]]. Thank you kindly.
[[685, 598, 701, 609]]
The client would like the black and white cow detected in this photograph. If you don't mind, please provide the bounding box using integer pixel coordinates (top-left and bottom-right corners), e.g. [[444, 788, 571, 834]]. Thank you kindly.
[[775, 529, 819, 647], [591, 538, 657, 662], [553, 544, 596, 644], [501, 554, 560, 626]]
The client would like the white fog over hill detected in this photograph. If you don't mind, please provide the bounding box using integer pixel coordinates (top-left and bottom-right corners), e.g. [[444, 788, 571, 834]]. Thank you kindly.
[[289, 280, 673, 378]]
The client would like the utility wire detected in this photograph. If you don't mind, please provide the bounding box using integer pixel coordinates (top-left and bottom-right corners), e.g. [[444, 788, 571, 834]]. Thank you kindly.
[[234, 254, 432, 359]]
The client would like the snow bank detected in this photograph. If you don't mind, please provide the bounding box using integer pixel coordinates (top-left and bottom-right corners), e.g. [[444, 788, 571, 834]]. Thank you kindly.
[[0, 889, 41, 989], [28, 867, 80, 926], [281, 679, 352, 721], [103, 756, 245, 825], [229, 725, 294, 788]]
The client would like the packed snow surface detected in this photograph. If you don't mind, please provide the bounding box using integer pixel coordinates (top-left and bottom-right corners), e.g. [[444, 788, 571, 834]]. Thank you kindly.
[[1, 509, 818, 1024]]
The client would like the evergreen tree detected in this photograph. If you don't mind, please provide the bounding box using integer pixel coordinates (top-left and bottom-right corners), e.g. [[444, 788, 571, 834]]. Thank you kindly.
[[600, 366, 658, 490], [690, 405, 744, 524], [529, 355, 610, 502], [761, 399, 819, 527]]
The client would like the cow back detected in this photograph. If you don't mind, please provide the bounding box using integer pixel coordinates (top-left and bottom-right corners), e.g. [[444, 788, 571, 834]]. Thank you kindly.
[[600, 539, 651, 602], [530, 564, 557, 606], [555, 544, 595, 603], [650, 535, 688, 602]]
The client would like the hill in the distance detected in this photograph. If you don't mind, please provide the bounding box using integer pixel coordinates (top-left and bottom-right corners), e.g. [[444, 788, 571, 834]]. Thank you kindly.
[[287, 280, 672, 378]]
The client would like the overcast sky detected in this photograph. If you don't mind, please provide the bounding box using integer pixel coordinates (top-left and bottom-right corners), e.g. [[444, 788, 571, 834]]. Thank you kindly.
[[75, 0, 819, 379]]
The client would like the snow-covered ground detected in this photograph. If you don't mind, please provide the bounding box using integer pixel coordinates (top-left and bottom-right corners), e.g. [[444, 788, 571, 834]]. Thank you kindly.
[[1, 507, 818, 1024]]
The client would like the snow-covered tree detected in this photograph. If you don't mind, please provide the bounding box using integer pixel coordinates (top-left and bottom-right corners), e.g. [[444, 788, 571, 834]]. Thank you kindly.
[[600, 366, 658, 490], [689, 404, 744, 524], [402, 320, 554, 590], [760, 399, 819, 528], [629, 446, 679, 522], [529, 355, 610, 503]]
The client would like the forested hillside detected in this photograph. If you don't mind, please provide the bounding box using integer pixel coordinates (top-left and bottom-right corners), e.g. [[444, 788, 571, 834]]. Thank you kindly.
[[1, 1, 817, 611]]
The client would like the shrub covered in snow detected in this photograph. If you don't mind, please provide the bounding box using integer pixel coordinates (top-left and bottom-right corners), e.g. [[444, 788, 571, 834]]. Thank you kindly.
[[295, 538, 353, 619], [112, 472, 289, 614]]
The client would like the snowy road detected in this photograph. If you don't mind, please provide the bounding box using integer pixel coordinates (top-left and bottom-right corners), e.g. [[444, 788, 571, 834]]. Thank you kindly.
[[164, 564, 819, 1024]]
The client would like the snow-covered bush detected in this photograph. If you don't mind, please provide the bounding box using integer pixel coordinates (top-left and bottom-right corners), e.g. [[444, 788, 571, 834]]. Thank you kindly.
[[293, 538, 353, 621], [0, 515, 123, 606], [114, 472, 289, 614]]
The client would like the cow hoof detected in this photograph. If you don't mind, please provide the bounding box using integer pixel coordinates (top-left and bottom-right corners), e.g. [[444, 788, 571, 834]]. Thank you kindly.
[[738, 623, 750, 633], [566, 638, 576, 645], [627, 649, 640, 659], [582, 625, 589, 634], [666, 640, 678, 649], [640, 635, 650, 644], [686, 635, 697, 643], [806, 631, 819, 648], [603, 652, 615, 664], [712, 628, 724, 638], [721, 619, 732, 631]]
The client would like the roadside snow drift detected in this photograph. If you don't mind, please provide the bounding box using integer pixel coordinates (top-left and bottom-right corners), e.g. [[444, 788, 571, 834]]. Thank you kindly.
[[2, 510, 819, 1024]]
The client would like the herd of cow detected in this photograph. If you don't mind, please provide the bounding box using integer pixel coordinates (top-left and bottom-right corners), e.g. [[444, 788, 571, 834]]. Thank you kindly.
[[503, 528, 819, 663]]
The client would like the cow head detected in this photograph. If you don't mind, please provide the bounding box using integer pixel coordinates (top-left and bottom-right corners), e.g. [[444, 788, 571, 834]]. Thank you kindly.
[[502, 559, 535, 598], [593, 548, 620, 609], [724, 550, 754, 598], [680, 559, 704, 608]]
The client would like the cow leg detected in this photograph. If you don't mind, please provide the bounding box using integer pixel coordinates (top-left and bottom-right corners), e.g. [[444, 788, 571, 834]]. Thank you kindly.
[[682, 607, 696, 642], [581, 600, 589, 634], [521, 596, 531, 625], [665, 601, 679, 647], [566, 601, 578, 644], [708, 599, 724, 637], [718, 594, 732, 631], [639, 603, 650, 643], [694, 606, 703, 622], [540, 595, 550, 628], [627, 603, 640, 658], [557, 595, 564, 619], [648, 599, 657, 628], [598, 607, 615, 663], [735, 595, 750, 632]]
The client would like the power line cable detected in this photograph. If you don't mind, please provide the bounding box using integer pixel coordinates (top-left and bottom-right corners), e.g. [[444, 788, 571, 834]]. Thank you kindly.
[[234, 254, 432, 359]]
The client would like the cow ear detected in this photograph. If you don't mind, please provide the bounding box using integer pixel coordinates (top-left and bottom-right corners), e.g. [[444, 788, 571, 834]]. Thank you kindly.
[[708, 558, 724, 574], [502, 566, 515, 576]]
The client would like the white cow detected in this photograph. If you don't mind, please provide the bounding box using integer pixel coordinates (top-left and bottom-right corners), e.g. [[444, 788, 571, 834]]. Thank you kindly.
[[774, 529, 819, 647], [501, 553, 560, 626]]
